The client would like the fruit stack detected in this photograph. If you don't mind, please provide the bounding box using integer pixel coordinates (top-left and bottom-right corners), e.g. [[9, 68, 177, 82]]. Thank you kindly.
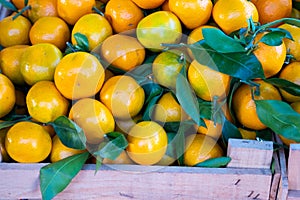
[[0, 0, 300, 199]]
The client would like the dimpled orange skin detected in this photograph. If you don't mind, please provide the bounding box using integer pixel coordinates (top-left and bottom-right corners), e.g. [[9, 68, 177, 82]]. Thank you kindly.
[[26, 81, 70, 123], [0, 74, 16, 118], [0, 45, 29, 85], [0, 15, 32, 48], [57, 0, 95, 25], [50, 135, 86, 163], [279, 62, 300, 102], [251, 0, 292, 24], [232, 80, 282, 130], [184, 134, 224, 166], [71, 13, 113, 51], [169, 0, 213, 29], [54, 52, 105, 100], [20, 43, 63, 86], [100, 75, 145, 119], [5, 121, 52, 163], [131, 0, 166, 9], [212, 0, 259, 35], [27, 0, 58, 23], [29, 17, 70, 51], [126, 121, 168, 165], [101, 34, 145, 71], [136, 11, 182, 51], [104, 0, 144, 34], [69, 98, 115, 144], [253, 32, 286, 78], [278, 24, 300, 61]]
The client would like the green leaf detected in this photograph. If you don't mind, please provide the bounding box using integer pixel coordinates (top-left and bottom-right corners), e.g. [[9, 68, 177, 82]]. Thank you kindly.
[[164, 132, 177, 158], [198, 98, 213, 120], [0, 116, 31, 130], [194, 156, 231, 168], [93, 132, 128, 160], [40, 151, 89, 200], [0, 0, 18, 11], [176, 65, 200, 125], [73, 33, 89, 51], [202, 28, 246, 53], [49, 116, 86, 150], [24, 0, 28, 6], [163, 122, 181, 133], [259, 30, 291, 46], [127, 63, 153, 85], [142, 83, 163, 121], [255, 129, 273, 141], [265, 78, 300, 96], [256, 100, 300, 142], [189, 42, 265, 80], [222, 118, 243, 144]]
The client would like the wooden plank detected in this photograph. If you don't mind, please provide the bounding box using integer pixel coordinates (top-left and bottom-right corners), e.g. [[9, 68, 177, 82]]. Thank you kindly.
[[288, 144, 300, 191], [0, 163, 272, 200], [275, 134, 289, 200], [270, 150, 281, 200], [288, 190, 300, 200], [227, 139, 273, 169]]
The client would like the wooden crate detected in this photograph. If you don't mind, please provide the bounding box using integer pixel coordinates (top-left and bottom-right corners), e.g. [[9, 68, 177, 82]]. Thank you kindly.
[[276, 134, 300, 200], [0, 138, 280, 200]]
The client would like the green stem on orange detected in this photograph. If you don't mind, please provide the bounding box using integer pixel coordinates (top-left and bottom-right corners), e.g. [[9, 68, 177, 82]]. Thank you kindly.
[[92, 6, 104, 16], [12, 5, 31, 20]]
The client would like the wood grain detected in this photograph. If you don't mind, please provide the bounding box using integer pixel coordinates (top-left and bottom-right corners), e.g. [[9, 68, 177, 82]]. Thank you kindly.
[[0, 163, 273, 200], [288, 144, 300, 191]]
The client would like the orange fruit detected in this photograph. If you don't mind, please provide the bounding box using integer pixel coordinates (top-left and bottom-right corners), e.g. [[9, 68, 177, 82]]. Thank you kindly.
[[232, 79, 282, 130], [71, 13, 113, 51], [57, 0, 95, 25], [69, 98, 115, 144], [136, 11, 182, 51], [103, 150, 134, 164], [152, 50, 186, 89], [188, 59, 231, 101], [238, 127, 257, 140], [50, 135, 86, 162], [11, 0, 26, 9], [115, 114, 142, 135], [152, 92, 187, 123], [291, 101, 300, 114], [251, 0, 292, 24], [101, 34, 145, 71], [131, 0, 165, 9], [278, 23, 300, 61], [5, 121, 52, 163], [26, 81, 69, 123], [0, 45, 29, 85], [27, 0, 58, 23], [100, 75, 145, 119], [20, 43, 62, 86], [0, 126, 11, 162], [253, 32, 286, 78], [104, 0, 144, 34], [0, 14, 32, 48], [279, 62, 300, 102], [184, 134, 224, 166], [126, 121, 168, 165], [161, 0, 170, 11], [169, 0, 213, 29], [29, 16, 70, 51], [54, 52, 105, 100], [212, 0, 259, 35], [197, 118, 223, 140], [187, 25, 218, 59], [0, 74, 16, 118]]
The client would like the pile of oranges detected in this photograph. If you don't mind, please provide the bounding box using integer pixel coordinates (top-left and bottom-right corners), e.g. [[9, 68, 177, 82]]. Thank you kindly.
[[0, 0, 300, 169]]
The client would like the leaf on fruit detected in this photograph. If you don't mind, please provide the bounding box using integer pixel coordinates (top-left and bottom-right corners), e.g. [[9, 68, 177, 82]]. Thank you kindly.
[[202, 28, 246, 53], [93, 132, 128, 161], [256, 100, 300, 142], [194, 156, 231, 168], [40, 152, 89, 200], [49, 116, 86, 150]]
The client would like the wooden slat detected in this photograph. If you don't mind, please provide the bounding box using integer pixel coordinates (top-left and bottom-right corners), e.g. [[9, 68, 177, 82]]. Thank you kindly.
[[288, 190, 300, 200], [275, 134, 289, 200], [288, 144, 300, 191], [270, 150, 281, 200], [0, 163, 273, 200], [227, 139, 273, 169]]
